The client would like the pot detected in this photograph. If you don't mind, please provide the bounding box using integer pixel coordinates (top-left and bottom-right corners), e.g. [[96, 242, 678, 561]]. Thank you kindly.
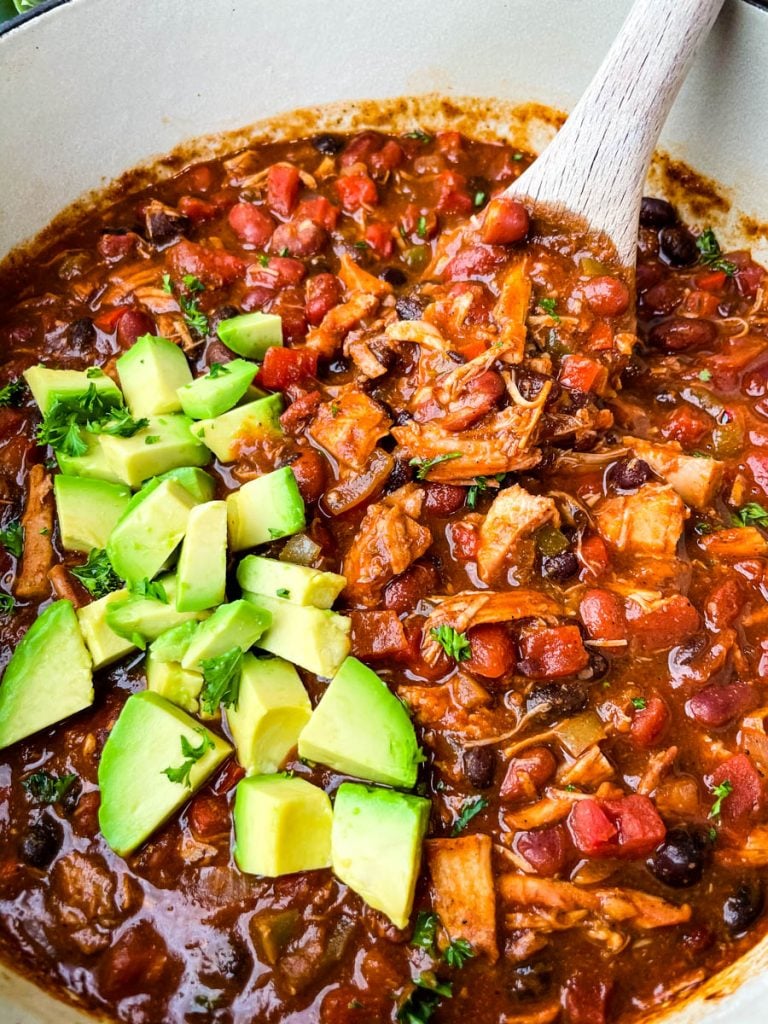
[[1, 0, 767, 1021]]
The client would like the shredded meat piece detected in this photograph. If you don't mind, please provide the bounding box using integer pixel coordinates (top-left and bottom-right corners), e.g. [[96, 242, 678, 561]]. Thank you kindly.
[[477, 485, 560, 584], [595, 482, 687, 558], [558, 745, 615, 789], [398, 675, 499, 741], [48, 565, 85, 607], [636, 746, 678, 796], [716, 824, 768, 867], [501, 1007, 561, 1024], [306, 292, 380, 357], [308, 389, 390, 471], [100, 262, 160, 305], [491, 260, 532, 363], [425, 835, 499, 961], [15, 464, 54, 600], [623, 436, 723, 510], [50, 852, 137, 955]]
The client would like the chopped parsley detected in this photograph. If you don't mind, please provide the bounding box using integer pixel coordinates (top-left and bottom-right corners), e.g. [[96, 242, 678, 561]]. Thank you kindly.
[[429, 624, 471, 663], [258, 253, 270, 267], [70, 549, 123, 599], [162, 272, 173, 293], [0, 520, 23, 558], [207, 362, 231, 379], [91, 405, 148, 438], [709, 779, 733, 819], [163, 729, 214, 788], [698, 369, 713, 382], [466, 476, 488, 509], [451, 796, 488, 836], [397, 976, 452, 1024], [129, 577, 168, 602], [145, 435, 161, 445], [443, 938, 475, 969], [696, 228, 736, 276], [631, 697, 647, 710], [417, 215, 428, 239], [734, 502, 768, 528], [411, 911, 438, 951], [0, 379, 25, 408], [513, 152, 524, 161], [537, 297, 560, 323], [276, 587, 290, 599], [36, 384, 144, 457], [409, 452, 462, 480], [404, 130, 433, 144], [278, 246, 290, 258], [164, 274, 209, 336], [0, 594, 14, 614], [23, 771, 78, 804], [473, 190, 486, 208], [200, 647, 243, 715]]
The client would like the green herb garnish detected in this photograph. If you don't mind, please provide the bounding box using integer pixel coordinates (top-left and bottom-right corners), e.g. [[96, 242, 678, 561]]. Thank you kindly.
[[466, 477, 488, 510], [631, 697, 647, 710], [129, 577, 168, 602], [443, 938, 474, 969], [0, 379, 25, 408], [276, 587, 290, 599], [734, 502, 768, 528], [70, 549, 123, 599], [0, 520, 23, 558], [404, 130, 433, 144], [696, 228, 736, 276], [207, 363, 231, 379], [200, 647, 243, 714], [473, 191, 486, 208], [537, 297, 561, 323], [22, 771, 77, 804], [0, 594, 14, 614], [162, 729, 214, 788], [429, 624, 471, 663], [409, 452, 462, 480], [417, 215, 428, 239], [451, 796, 488, 836], [698, 369, 712, 382], [709, 779, 733, 819], [411, 911, 438, 952], [398, 975, 452, 1024]]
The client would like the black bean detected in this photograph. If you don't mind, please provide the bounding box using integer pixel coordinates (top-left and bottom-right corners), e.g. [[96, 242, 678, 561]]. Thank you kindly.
[[639, 197, 677, 229], [672, 634, 707, 667], [517, 370, 554, 403], [60, 777, 82, 815], [526, 683, 588, 724], [649, 828, 710, 888], [585, 650, 610, 682], [462, 747, 495, 789], [383, 458, 413, 494], [19, 815, 62, 869], [395, 295, 426, 321], [659, 225, 698, 267], [311, 133, 345, 156], [609, 457, 651, 492], [723, 882, 764, 935], [380, 266, 407, 288], [508, 961, 553, 1001], [542, 551, 579, 582], [69, 317, 96, 353], [144, 205, 188, 246]]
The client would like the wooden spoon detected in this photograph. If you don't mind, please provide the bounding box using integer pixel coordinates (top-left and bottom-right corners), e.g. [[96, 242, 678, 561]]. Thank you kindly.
[[504, 0, 725, 266]]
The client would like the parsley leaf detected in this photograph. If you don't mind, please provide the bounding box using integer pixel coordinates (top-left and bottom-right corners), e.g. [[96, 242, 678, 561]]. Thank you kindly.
[[537, 297, 560, 322], [129, 577, 168, 602], [162, 729, 214, 788], [207, 363, 231, 379], [417, 215, 428, 239], [70, 549, 123, 599], [90, 406, 148, 438], [734, 502, 768, 528], [696, 228, 736, 276], [165, 275, 209, 336], [451, 796, 488, 836], [709, 779, 733, 819], [443, 938, 474, 969], [22, 771, 78, 804], [430, 624, 471, 663], [0, 593, 14, 614], [36, 384, 138, 456], [162, 273, 173, 293], [404, 130, 433, 144], [473, 190, 486, 208], [200, 647, 243, 715], [698, 369, 712, 382], [467, 476, 488, 509], [631, 697, 647, 710], [258, 253, 270, 268], [276, 587, 290, 599], [409, 452, 462, 480], [398, 976, 452, 1024], [0, 379, 25, 408], [411, 911, 438, 952], [0, 520, 23, 558]]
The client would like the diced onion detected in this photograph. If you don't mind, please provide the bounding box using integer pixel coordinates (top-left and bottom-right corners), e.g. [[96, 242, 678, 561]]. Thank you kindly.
[[279, 534, 321, 567]]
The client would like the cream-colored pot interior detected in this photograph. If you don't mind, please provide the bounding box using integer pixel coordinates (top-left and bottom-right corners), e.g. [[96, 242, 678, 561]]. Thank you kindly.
[[1, 0, 768, 1021]]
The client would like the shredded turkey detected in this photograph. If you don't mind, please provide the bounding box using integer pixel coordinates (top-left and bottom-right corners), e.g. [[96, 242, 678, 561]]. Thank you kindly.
[[476, 484, 560, 584], [595, 482, 687, 558], [15, 464, 54, 600], [623, 436, 723, 510], [306, 292, 380, 357], [308, 388, 391, 471], [425, 835, 499, 961]]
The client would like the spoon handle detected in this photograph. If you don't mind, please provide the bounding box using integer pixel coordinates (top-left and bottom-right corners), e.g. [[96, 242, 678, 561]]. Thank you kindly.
[[505, 0, 725, 265]]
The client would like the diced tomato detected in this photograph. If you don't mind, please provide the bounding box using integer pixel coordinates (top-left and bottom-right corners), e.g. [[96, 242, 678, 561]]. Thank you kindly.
[[213, 758, 245, 794], [289, 449, 328, 504], [708, 753, 765, 822], [177, 195, 217, 222], [448, 520, 479, 560], [517, 625, 590, 679], [588, 321, 614, 351], [305, 273, 342, 327], [661, 404, 710, 447], [320, 987, 378, 1024], [350, 610, 408, 659], [94, 307, 129, 332], [630, 697, 670, 747], [579, 534, 610, 578], [747, 451, 768, 495], [564, 972, 612, 1024], [167, 240, 246, 287], [98, 922, 169, 1001], [187, 793, 230, 839], [364, 221, 395, 258], [682, 289, 721, 317], [569, 795, 666, 859], [436, 130, 463, 160], [705, 577, 744, 630], [340, 131, 383, 169], [257, 346, 318, 391], [179, 163, 214, 193], [296, 196, 340, 232], [516, 825, 569, 876], [246, 255, 306, 290], [466, 623, 516, 680], [435, 171, 473, 215], [579, 588, 626, 641], [227, 202, 276, 246], [267, 162, 301, 218], [730, 251, 766, 299], [116, 309, 156, 347], [568, 799, 618, 855], [500, 747, 557, 802], [694, 269, 728, 292], [625, 594, 700, 650], [559, 354, 606, 393], [396, 623, 452, 682], [480, 197, 530, 244], [335, 174, 378, 212], [442, 244, 507, 281], [97, 231, 138, 261], [266, 286, 308, 344], [369, 140, 403, 175]]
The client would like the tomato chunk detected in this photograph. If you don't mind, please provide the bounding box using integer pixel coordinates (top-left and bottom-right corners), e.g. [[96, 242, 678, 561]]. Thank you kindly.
[[296, 196, 340, 232], [579, 589, 626, 641], [335, 174, 378, 212], [364, 221, 395, 258], [708, 753, 764, 823], [167, 240, 246, 287], [625, 595, 700, 650], [517, 625, 590, 679], [559, 354, 607, 393], [630, 697, 670, 747], [435, 171, 473, 215], [569, 795, 666, 858], [257, 346, 318, 390], [305, 273, 342, 327], [350, 611, 408, 659], [267, 162, 301, 217]]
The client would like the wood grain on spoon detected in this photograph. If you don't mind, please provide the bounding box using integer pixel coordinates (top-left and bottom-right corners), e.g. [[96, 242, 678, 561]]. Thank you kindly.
[[503, 0, 725, 266]]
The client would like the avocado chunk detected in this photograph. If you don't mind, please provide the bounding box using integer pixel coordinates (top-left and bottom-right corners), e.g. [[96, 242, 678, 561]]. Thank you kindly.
[[0, 601, 93, 750], [177, 359, 259, 420], [100, 414, 210, 489], [227, 466, 305, 551], [233, 774, 331, 876], [237, 555, 346, 609], [24, 366, 122, 416], [156, 466, 216, 503], [298, 657, 421, 787], [105, 575, 206, 648], [242, 593, 350, 678], [217, 312, 283, 359], [54, 475, 132, 552], [98, 691, 231, 856], [77, 589, 139, 669], [149, 621, 199, 663], [106, 478, 198, 584], [57, 430, 123, 484], [193, 393, 283, 462], [116, 334, 193, 417], [146, 654, 204, 714], [331, 783, 429, 929], [226, 654, 311, 773], [175, 501, 227, 612], [181, 600, 271, 671]]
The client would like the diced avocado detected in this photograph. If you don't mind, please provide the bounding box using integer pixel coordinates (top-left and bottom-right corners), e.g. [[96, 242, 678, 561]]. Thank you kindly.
[[0, 601, 93, 750], [100, 415, 210, 489], [105, 576, 206, 648], [242, 593, 350, 678], [57, 431, 123, 484], [24, 366, 122, 416], [298, 657, 421, 787], [177, 359, 259, 420], [156, 466, 216, 503], [217, 312, 283, 360], [176, 501, 227, 612], [233, 774, 331, 876], [331, 783, 429, 929], [106, 478, 197, 584], [116, 335, 193, 417], [227, 467, 305, 552], [149, 620, 199, 663], [146, 653, 204, 714], [54, 475, 131, 552], [226, 654, 311, 773], [181, 600, 271, 671], [77, 589, 139, 669], [193, 393, 283, 462], [237, 555, 345, 609], [98, 691, 231, 856]]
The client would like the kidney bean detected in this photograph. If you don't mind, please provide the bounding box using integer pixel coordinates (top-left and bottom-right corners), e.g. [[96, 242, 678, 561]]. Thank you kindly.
[[383, 563, 437, 613], [500, 747, 557, 802], [228, 202, 276, 246], [580, 588, 626, 641], [305, 273, 342, 326], [466, 623, 516, 680], [516, 825, 569, 876], [659, 225, 698, 266], [480, 198, 530, 245], [271, 218, 327, 258], [649, 316, 717, 352], [187, 793, 230, 839], [640, 196, 677, 228], [582, 276, 630, 316], [641, 279, 685, 315], [98, 921, 170, 1000], [686, 681, 755, 727], [116, 309, 156, 347], [423, 483, 465, 516], [289, 449, 327, 504]]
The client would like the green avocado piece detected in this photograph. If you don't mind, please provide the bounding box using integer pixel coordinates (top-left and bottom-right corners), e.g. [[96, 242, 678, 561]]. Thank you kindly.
[[77, 589, 139, 669], [0, 601, 93, 750], [227, 466, 305, 551], [116, 334, 193, 417], [331, 783, 429, 929], [242, 592, 350, 678], [225, 654, 311, 773], [98, 691, 231, 856], [146, 653, 204, 714], [177, 359, 259, 420], [149, 621, 199, 663], [24, 366, 122, 416], [217, 312, 283, 360], [106, 478, 198, 585], [100, 415, 210, 489], [181, 600, 271, 671], [54, 475, 131, 552], [298, 657, 421, 787], [233, 774, 332, 876], [175, 501, 228, 612], [105, 576, 206, 648], [237, 555, 345, 609], [57, 431, 124, 484], [192, 393, 283, 462], [156, 467, 216, 503]]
